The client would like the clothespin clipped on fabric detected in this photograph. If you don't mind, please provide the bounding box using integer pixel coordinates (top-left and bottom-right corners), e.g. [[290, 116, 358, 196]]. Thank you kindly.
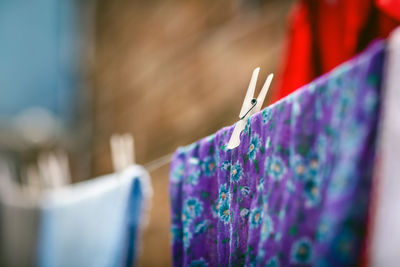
[[37, 151, 71, 189], [227, 68, 273, 149], [110, 133, 135, 172]]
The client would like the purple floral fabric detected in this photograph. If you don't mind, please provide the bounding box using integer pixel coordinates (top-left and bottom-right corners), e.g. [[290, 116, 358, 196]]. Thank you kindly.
[[169, 41, 384, 267]]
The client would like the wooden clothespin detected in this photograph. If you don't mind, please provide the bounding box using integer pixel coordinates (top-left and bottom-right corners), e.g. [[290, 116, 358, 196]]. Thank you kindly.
[[227, 68, 273, 149], [110, 133, 135, 172], [37, 150, 71, 189]]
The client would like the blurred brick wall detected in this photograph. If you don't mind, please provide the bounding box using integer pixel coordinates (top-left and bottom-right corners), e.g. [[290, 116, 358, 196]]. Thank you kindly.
[[92, 0, 293, 266]]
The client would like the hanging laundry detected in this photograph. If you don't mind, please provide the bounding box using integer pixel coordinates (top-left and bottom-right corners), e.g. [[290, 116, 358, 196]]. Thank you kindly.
[[272, 0, 399, 103], [169, 41, 385, 266], [0, 165, 152, 267]]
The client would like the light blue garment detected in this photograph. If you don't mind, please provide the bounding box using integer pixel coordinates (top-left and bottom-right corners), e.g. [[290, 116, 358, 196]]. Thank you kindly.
[[38, 166, 150, 267], [0, 165, 151, 267]]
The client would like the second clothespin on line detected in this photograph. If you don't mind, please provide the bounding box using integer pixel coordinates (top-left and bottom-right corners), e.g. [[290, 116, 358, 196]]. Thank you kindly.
[[110, 133, 135, 172], [227, 68, 273, 149]]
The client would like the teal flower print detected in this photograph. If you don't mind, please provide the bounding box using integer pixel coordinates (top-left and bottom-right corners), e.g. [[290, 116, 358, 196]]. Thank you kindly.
[[221, 161, 231, 171], [278, 209, 286, 221], [231, 162, 243, 183], [286, 179, 295, 193], [248, 134, 261, 160], [205, 135, 215, 143], [214, 150, 220, 166], [249, 207, 263, 228], [332, 95, 350, 125], [290, 237, 313, 264], [171, 163, 184, 182], [293, 100, 301, 117], [181, 212, 191, 227], [240, 208, 249, 218], [212, 200, 220, 218], [261, 214, 273, 241], [293, 156, 307, 180], [188, 258, 208, 267], [262, 193, 270, 205], [243, 118, 251, 136], [257, 248, 266, 264], [186, 169, 201, 185], [182, 198, 203, 249], [363, 90, 378, 114], [262, 108, 272, 124], [257, 178, 265, 192], [194, 220, 209, 234], [265, 156, 286, 181], [304, 178, 321, 207], [328, 165, 352, 198], [201, 156, 216, 177], [342, 125, 364, 153], [183, 224, 193, 249], [183, 197, 203, 219], [219, 183, 230, 202], [240, 186, 250, 196], [293, 153, 321, 183], [218, 200, 230, 224], [266, 256, 280, 267], [220, 144, 228, 152], [307, 153, 320, 176], [171, 224, 182, 242], [315, 98, 323, 120], [179, 143, 196, 155], [316, 215, 334, 242]]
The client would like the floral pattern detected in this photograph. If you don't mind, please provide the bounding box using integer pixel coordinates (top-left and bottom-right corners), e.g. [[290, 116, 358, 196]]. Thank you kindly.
[[218, 201, 230, 224], [290, 237, 313, 264], [187, 258, 208, 267], [266, 256, 280, 267], [265, 155, 286, 181], [218, 183, 230, 202], [261, 214, 274, 241], [183, 198, 203, 219], [171, 162, 184, 182], [186, 169, 201, 185], [169, 41, 384, 266], [249, 207, 263, 229], [248, 134, 261, 160], [201, 156, 217, 177], [230, 162, 243, 182]]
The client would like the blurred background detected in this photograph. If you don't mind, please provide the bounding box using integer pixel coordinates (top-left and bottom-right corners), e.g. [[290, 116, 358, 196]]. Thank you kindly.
[[0, 0, 294, 266]]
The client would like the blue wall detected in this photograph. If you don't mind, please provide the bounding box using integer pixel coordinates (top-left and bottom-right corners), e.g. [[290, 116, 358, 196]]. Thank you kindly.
[[0, 0, 82, 126]]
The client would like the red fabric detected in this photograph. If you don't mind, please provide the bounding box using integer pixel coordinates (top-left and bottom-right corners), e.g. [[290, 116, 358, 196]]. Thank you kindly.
[[272, 0, 400, 103], [272, 1, 400, 266], [377, 0, 400, 20]]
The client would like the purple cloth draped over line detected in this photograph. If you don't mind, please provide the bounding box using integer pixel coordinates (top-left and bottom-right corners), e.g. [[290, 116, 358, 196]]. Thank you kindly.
[[170, 41, 384, 267]]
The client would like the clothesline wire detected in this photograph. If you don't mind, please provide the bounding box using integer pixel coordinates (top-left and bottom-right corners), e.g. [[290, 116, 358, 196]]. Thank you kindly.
[[142, 99, 252, 172], [143, 152, 174, 173]]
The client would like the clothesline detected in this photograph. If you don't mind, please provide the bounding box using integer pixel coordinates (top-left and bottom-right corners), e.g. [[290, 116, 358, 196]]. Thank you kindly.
[[143, 152, 174, 173]]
